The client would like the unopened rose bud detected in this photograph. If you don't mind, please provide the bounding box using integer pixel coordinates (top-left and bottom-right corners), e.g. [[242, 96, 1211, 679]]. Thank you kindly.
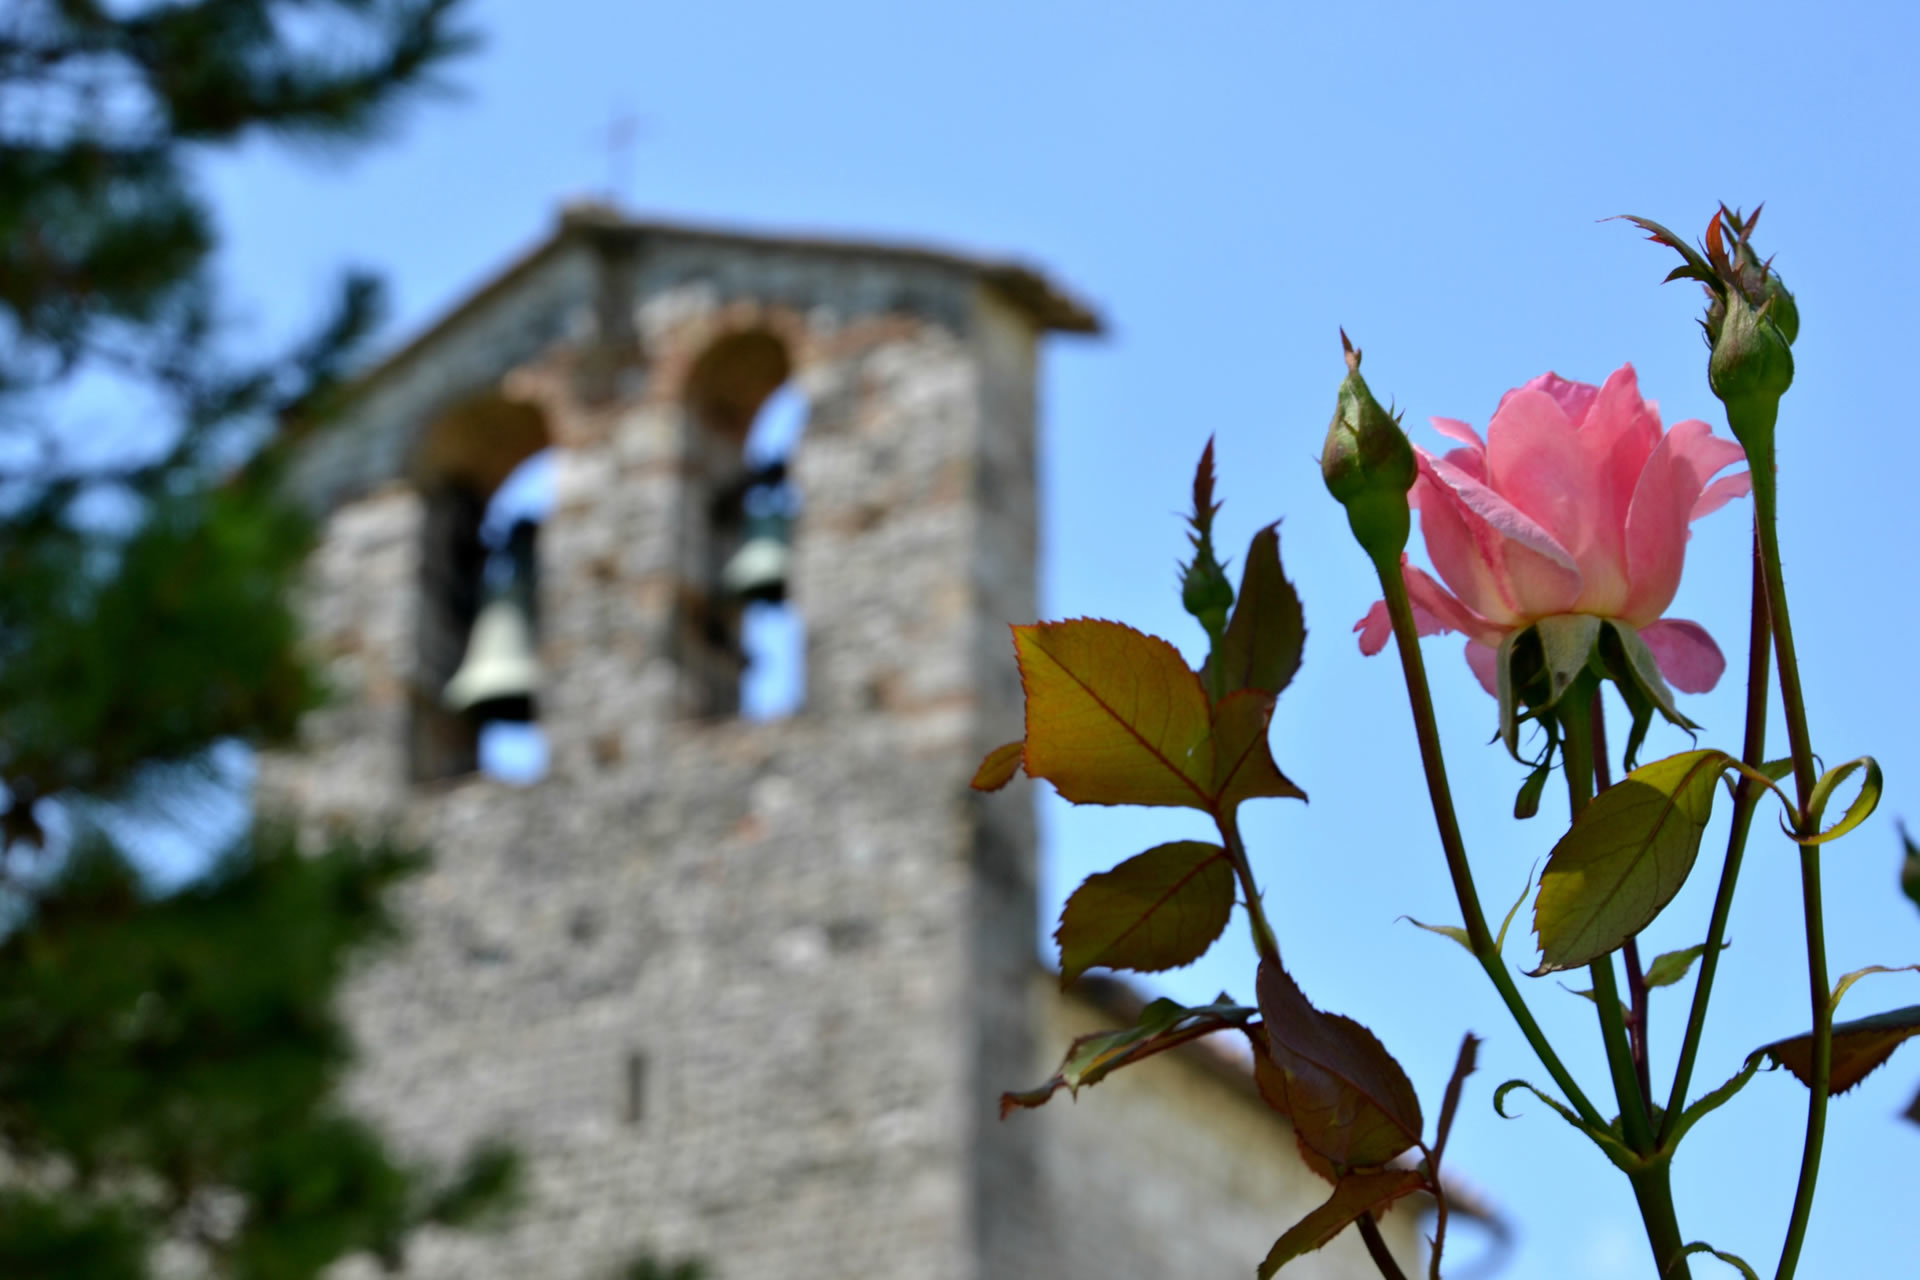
[[1708, 290, 1795, 450], [1322, 332, 1416, 562]]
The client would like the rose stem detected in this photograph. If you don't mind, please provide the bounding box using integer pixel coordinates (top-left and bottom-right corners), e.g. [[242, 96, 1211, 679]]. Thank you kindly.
[[1661, 533, 1770, 1147], [1370, 551, 1606, 1131]]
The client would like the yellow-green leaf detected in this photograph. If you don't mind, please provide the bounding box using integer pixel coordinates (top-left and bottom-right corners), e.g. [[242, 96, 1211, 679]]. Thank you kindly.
[[1014, 620, 1212, 809], [1532, 749, 1730, 974], [1208, 688, 1306, 810], [1798, 755, 1883, 845], [1758, 1004, 1920, 1095], [1644, 942, 1727, 989], [1257, 1169, 1426, 1278], [1214, 523, 1306, 699], [1055, 841, 1234, 986], [971, 740, 1023, 791]]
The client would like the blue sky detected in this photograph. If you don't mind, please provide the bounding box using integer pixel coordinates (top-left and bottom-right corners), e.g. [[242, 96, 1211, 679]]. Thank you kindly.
[[196, 2, 1920, 1275]]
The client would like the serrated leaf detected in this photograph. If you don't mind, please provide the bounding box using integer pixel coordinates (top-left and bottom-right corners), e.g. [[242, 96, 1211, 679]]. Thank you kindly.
[[1531, 749, 1731, 974], [1645, 942, 1727, 989], [1676, 1242, 1760, 1280], [1758, 1005, 1920, 1095], [1000, 996, 1256, 1117], [1398, 916, 1472, 954], [1798, 755, 1882, 845], [1214, 523, 1306, 699], [971, 740, 1023, 791], [1257, 1168, 1426, 1278], [1014, 620, 1213, 809], [1209, 688, 1306, 809], [1251, 1046, 1340, 1185], [1258, 959, 1423, 1169], [1055, 841, 1234, 986]]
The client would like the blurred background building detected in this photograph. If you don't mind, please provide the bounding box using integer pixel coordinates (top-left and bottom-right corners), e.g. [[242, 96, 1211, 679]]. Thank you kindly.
[[260, 205, 1417, 1278]]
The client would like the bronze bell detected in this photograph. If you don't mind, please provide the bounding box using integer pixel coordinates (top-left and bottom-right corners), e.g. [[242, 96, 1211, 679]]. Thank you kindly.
[[444, 521, 539, 721], [720, 510, 792, 605]]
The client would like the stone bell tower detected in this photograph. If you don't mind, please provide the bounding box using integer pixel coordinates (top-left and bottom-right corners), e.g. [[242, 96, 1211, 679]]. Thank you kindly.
[[260, 205, 1097, 1279], [263, 206, 1420, 1280]]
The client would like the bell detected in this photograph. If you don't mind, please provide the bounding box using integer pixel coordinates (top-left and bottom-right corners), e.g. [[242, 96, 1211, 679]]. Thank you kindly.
[[443, 595, 539, 721], [720, 511, 792, 605]]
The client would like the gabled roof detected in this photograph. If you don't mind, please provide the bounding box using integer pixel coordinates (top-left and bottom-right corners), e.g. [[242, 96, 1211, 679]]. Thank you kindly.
[[357, 202, 1101, 394]]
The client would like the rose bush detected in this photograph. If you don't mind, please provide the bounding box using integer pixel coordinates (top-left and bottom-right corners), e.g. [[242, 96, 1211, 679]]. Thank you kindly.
[[1354, 364, 1749, 695]]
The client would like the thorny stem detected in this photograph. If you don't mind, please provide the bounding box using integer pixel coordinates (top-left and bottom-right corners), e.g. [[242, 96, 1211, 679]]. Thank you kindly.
[[1745, 431, 1830, 1280], [1219, 810, 1282, 968], [1357, 1211, 1410, 1280], [1370, 551, 1606, 1132], [1590, 698, 1652, 1105], [1661, 535, 1770, 1147], [1559, 686, 1689, 1279]]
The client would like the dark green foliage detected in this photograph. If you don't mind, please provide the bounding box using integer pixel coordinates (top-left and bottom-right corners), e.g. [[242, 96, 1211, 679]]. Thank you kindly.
[[0, 828, 518, 1278], [0, 3, 518, 1274]]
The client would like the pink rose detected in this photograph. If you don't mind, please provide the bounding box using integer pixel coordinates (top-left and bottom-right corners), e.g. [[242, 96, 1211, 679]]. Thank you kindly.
[[1354, 364, 1749, 696]]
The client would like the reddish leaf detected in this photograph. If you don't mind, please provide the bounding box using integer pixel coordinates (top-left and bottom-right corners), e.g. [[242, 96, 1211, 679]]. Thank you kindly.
[[1210, 688, 1306, 809], [1257, 1168, 1426, 1278], [1759, 1004, 1920, 1095], [1214, 523, 1306, 699], [1258, 959, 1424, 1169], [1251, 1046, 1340, 1185], [1432, 1033, 1481, 1168], [1000, 996, 1256, 1117], [1014, 620, 1213, 809], [1056, 841, 1235, 987], [971, 740, 1023, 791]]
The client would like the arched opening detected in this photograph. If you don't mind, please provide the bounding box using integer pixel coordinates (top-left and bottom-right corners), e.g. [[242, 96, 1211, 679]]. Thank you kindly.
[[683, 331, 806, 721], [407, 394, 550, 783]]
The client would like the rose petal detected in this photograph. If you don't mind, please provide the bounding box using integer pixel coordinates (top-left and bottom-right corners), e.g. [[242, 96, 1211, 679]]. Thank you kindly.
[[1638, 618, 1726, 694], [1580, 364, 1665, 561], [1620, 426, 1697, 624], [1403, 563, 1505, 648], [1431, 417, 1486, 453], [1487, 386, 1620, 611], [1423, 452, 1582, 620], [1355, 599, 1393, 655], [1511, 371, 1599, 427], [1464, 641, 1502, 697], [1692, 471, 1752, 521]]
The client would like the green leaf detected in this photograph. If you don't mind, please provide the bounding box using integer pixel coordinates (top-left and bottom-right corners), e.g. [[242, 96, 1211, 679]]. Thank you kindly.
[[1208, 688, 1306, 809], [1000, 996, 1256, 1116], [1900, 823, 1920, 915], [1534, 614, 1602, 708], [970, 740, 1023, 792], [1531, 749, 1731, 974], [1055, 841, 1234, 987], [1214, 523, 1306, 699], [1829, 964, 1920, 1014], [1258, 960, 1423, 1169], [1014, 620, 1213, 809], [1493, 1079, 1640, 1171], [1662, 1054, 1763, 1150], [1496, 862, 1539, 954], [1798, 755, 1882, 845], [1398, 916, 1472, 954], [1644, 942, 1727, 990], [1256, 1168, 1426, 1278], [1675, 1242, 1761, 1280], [1514, 760, 1551, 819], [1494, 627, 1524, 759], [1757, 1004, 1920, 1095], [1603, 620, 1702, 753]]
